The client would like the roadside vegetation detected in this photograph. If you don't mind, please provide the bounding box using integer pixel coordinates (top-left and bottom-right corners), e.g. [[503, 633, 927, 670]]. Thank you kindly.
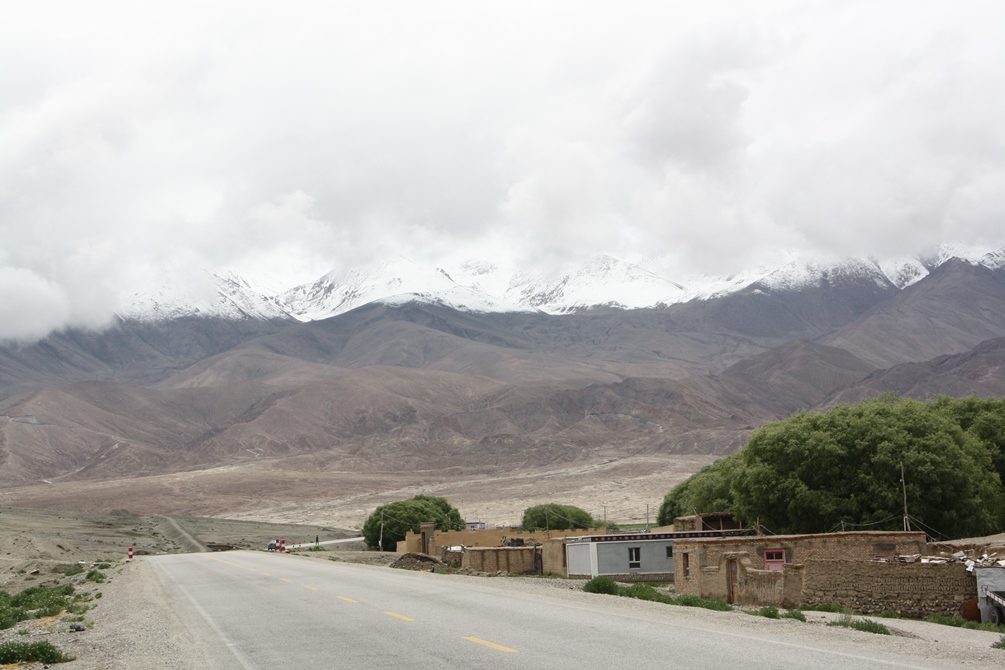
[[827, 612, 891, 635], [0, 582, 88, 664], [923, 613, 1005, 634], [362, 495, 465, 551], [658, 395, 1005, 538], [0, 640, 74, 664], [582, 577, 731, 611]]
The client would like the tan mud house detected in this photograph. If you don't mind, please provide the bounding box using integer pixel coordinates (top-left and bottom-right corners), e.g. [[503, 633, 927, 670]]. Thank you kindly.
[[672, 530, 977, 617], [566, 529, 750, 582]]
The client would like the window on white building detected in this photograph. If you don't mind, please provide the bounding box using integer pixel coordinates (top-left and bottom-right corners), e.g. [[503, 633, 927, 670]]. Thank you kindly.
[[628, 547, 641, 569]]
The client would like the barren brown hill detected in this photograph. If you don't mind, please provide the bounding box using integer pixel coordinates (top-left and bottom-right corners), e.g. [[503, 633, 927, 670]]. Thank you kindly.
[[4, 263, 1005, 524], [822, 260, 1005, 367], [824, 337, 1005, 407]]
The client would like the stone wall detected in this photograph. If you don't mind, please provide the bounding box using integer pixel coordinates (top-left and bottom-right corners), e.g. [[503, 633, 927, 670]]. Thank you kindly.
[[800, 560, 976, 618]]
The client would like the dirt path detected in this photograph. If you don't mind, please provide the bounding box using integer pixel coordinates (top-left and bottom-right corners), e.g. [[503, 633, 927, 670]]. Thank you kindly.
[[154, 515, 209, 553]]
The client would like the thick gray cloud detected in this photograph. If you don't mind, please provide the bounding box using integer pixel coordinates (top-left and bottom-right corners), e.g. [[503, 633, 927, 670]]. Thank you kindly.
[[2, 0, 1004, 339]]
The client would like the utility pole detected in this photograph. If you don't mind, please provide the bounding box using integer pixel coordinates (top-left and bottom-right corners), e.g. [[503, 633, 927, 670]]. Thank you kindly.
[[901, 462, 911, 532]]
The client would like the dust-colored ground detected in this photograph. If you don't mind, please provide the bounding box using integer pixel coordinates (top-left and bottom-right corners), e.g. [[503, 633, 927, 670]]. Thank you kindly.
[[0, 454, 717, 531], [0, 506, 360, 593]]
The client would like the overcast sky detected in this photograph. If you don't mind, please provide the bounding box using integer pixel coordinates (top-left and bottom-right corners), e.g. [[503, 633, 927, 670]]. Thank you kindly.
[[2, 0, 1004, 340]]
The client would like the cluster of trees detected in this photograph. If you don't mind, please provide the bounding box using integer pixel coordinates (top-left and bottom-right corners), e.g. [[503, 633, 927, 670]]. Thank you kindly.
[[657, 395, 1005, 540], [362, 498, 599, 550], [361, 495, 465, 551], [520, 503, 595, 531]]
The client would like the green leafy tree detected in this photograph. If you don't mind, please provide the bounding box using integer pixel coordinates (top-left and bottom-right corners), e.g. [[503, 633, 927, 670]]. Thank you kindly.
[[521, 503, 594, 531], [362, 496, 465, 551], [657, 455, 741, 526], [657, 395, 1005, 539]]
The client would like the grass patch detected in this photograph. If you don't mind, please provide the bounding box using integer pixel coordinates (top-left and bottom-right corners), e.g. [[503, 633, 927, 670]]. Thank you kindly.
[[992, 635, 1005, 650], [0, 640, 74, 664], [801, 603, 854, 614], [781, 610, 806, 622], [923, 613, 1005, 634], [827, 613, 890, 635], [581, 577, 731, 611], [876, 610, 901, 619], [63, 566, 84, 577], [745, 606, 779, 619], [85, 570, 107, 583], [0, 584, 85, 630]]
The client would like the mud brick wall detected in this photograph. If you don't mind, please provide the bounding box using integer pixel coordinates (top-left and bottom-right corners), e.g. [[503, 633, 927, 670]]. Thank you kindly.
[[695, 531, 927, 571], [541, 539, 568, 577], [401, 527, 608, 553], [800, 560, 976, 618], [462, 547, 538, 574]]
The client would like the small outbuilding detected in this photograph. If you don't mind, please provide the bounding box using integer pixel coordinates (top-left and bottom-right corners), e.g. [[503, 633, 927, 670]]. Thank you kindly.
[[566, 529, 751, 582]]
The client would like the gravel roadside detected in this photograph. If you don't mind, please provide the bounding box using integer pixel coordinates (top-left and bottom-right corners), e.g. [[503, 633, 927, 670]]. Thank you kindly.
[[6, 551, 1005, 668]]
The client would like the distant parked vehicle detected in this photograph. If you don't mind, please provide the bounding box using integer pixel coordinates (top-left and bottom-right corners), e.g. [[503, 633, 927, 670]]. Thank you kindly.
[[267, 540, 277, 552]]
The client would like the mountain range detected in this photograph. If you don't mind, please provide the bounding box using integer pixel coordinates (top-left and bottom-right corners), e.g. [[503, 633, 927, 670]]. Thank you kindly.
[[3, 245, 1005, 521]]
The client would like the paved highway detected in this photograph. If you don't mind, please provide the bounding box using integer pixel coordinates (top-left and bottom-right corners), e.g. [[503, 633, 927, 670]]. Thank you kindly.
[[150, 551, 947, 669]]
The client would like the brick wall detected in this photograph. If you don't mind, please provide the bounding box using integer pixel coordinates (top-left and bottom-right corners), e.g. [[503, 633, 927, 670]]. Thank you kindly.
[[800, 560, 976, 618], [401, 526, 608, 553], [674, 530, 925, 585], [462, 547, 538, 574], [675, 547, 976, 617]]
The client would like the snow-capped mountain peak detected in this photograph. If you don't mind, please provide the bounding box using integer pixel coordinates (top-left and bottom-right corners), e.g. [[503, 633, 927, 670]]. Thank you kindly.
[[117, 243, 1005, 325]]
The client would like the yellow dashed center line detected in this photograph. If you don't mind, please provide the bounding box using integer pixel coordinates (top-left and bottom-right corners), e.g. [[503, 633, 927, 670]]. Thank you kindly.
[[280, 578, 293, 583], [337, 596, 358, 603], [261, 572, 272, 577], [384, 611, 414, 621], [204, 556, 244, 569], [463, 637, 517, 653], [304, 585, 318, 591]]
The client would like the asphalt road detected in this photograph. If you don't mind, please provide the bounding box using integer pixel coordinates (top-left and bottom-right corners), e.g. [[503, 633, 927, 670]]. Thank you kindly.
[[150, 551, 949, 669]]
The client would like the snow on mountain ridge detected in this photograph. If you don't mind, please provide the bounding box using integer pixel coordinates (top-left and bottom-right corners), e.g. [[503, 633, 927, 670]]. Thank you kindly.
[[118, 243, 1005, 324]]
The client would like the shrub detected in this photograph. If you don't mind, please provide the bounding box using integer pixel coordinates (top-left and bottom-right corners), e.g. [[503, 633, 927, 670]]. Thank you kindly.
[[992, 635, 1005, 650], [623, 583, 658, 601], [781, 609, 806, 622], [801, 603, 851, 614], [84, 570, 106, 583], [923, 613, 1005, 633], [0, 640, 74, 664], [63, 567, 84, 577], [876, 610, 900, 618], [828, 615, 890, 635], [583, 577, 620, 595], [672, 594, 732, 611], [850, 619, 891, 635], [0, 584, 80, 629], [755, 606, 779, 619]]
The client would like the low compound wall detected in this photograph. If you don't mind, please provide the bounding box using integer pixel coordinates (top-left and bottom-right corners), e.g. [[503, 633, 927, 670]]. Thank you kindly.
[[799, 559, 976, 618], [462, 547, 540, 574], [400, 527, 609, 553]]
